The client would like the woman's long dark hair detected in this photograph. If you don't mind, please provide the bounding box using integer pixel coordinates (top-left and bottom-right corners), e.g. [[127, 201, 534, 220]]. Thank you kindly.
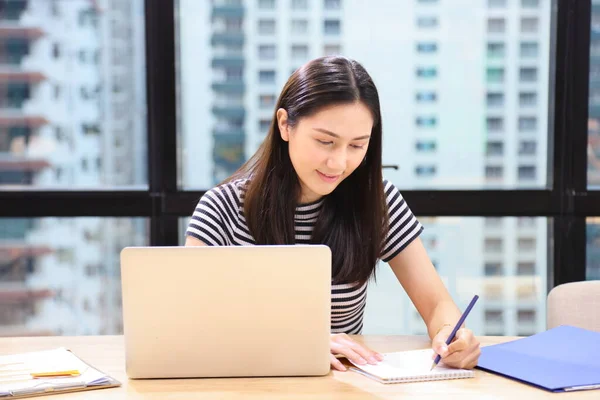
[[225, 56, 388, 285]]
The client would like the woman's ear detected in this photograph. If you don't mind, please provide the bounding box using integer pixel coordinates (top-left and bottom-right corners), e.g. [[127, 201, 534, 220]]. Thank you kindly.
[[277, 108, 290, 142]]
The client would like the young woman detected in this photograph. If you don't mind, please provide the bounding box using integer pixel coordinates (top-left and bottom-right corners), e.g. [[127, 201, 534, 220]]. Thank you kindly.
[[185, 56, 481, 371]]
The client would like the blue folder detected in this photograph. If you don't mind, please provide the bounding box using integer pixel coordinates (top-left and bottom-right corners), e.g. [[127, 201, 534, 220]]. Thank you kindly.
[[476, 325, 600, 392]]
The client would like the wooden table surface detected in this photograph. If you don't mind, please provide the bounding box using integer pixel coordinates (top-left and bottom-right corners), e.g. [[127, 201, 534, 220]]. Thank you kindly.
[[1, 335, 597, 399]]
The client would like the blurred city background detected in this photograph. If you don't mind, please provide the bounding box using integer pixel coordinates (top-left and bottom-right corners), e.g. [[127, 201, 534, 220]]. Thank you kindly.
[[0, 0, 598, 337]]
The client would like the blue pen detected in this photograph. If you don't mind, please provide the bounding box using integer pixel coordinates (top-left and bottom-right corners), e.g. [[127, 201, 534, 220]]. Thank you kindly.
[[430, 294, 479, 371]]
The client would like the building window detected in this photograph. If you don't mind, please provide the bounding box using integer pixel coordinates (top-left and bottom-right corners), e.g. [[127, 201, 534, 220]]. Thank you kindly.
[[415, 165, 437, 177], [485, 310, 504, 324], [259, 119, 271, 133], [517, 309, 536, 324], [518, 140, 537, 155], [521, 17, 538, 33], [259, 94, 276, 109], [488, 0, 506, 7], [53, 43, 60, 59], [258, 44, 276, 60], [416, 42, 437, 53], [487, 92, 504, 107], [484, 263, 503, 276], [487, 42, 505, 59], [324, 44, 342, 55], [518, 237, 536, 251], [225, 67, 243, 80], [258, 19, 276, 34], [291, 0, 308, 9], [416, 92, 437, 103], [415, 140, 437, 152], [415, 116, 437, 127], [259, 0, 276, 9], [520, 67, 538, 82], [324, 19, 341, 35], [487, 117, 504, 132], [416, 67, 437, 78], [488, 18, 505, 33], [520, 42, 538, 58], [485, 166, 504, 179], [484, 238, 503, 252], [291, 19, 308, 34], [487, 67, 505, 83], [417, 0, 438, 3], [517, 262, 536, 275], [416, 16, 438, 28], [484, 217, 503, 227], [518, 117, 537, 132], [324, 0, 341, 9], [517, 216, 536, 227], [291, 44, 309, 60], [521, 0, 539, 7], [519, 92, 537, 106], [259, 70, 276, 83], [518, 165, 536, 180], [486, 141, 504, 156]]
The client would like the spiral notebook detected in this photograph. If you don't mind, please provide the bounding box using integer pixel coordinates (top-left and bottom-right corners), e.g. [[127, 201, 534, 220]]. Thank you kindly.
[[348, 349, 474, 384]]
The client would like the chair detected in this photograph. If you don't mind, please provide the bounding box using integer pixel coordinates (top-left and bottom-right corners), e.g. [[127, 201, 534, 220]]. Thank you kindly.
[[547, 281, 600, 332]]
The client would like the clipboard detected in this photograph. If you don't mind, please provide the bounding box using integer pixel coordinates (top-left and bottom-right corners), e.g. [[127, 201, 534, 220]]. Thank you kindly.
[[0, 348, 120, 398]]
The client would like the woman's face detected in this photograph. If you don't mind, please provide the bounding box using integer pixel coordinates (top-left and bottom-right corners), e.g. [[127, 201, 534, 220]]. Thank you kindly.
[[277, 102, 373, 204]]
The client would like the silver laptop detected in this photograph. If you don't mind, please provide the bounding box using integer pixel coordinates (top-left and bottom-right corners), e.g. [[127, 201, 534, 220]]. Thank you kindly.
[[120, 245, 331, 379]]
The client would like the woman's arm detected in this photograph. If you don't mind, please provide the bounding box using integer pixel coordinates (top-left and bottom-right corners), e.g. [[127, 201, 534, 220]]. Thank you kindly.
[[388, 237, 480, 369]]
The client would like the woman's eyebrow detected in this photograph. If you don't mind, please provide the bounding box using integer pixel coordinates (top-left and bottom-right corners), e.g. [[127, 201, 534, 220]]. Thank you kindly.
[[313, 128, 371, 140]]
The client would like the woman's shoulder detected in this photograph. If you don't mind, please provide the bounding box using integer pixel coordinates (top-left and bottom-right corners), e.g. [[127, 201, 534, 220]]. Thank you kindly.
[[203, 178, 249, 205]]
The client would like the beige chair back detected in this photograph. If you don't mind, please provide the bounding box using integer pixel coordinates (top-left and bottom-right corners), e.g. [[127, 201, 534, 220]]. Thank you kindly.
[[547, 281, 600, 332]]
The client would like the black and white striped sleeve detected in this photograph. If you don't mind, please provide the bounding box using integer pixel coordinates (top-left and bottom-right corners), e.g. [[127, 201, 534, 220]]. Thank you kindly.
[[185, 188, 229, 246], [380, 180, 424, 263]]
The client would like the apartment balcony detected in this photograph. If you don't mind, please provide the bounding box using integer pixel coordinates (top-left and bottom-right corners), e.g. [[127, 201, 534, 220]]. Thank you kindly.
[[211, 55, 244, 69], [211, 32, 244, 46], [211, 4, 244, 19], [0, 115, 47, 128], [213, 131, 245, 170], [0, 0, 28, 22], [212, 105, 245, 119]]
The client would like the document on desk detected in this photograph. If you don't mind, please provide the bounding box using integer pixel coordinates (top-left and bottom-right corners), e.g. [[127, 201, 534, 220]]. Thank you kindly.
[[477, 325, 600, 393], [348, 349, 474, 384], [0, 347, 120, 398]]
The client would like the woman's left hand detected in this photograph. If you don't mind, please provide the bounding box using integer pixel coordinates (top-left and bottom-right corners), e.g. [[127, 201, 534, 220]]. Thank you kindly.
[[431, 326, 481, 369]]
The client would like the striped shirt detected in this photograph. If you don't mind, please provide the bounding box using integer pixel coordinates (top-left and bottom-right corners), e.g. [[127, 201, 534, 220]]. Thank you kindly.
[[185, 179, 423, 334]]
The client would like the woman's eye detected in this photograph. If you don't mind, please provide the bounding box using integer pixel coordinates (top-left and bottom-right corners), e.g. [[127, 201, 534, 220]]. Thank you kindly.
[[317, 140, 333, 146], [351, 144, 365, 149]]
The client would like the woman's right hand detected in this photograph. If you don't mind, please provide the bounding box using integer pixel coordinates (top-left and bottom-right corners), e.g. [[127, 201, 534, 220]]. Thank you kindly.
[[329, 333, 384, 371]]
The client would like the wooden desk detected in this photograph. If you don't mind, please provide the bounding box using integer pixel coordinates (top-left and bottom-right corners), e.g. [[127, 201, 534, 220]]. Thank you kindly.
[[1, 335, 596, 399]]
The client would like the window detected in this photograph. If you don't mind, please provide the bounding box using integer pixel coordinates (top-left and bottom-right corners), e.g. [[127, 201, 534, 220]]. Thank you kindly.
[[519, 92, 537, 106], [488, 0, 506, 7], [486, 141, 504, 156], [517, 310, 536, 324], [323, 44, 342, 55], [259, 0, 276, 9], [259, 94, 276, 109], [517, 262, 536, 276], [415, 165, 437, 177], [521, 17, 538, 33], [258, 44, 276, 60], [258, 19, 276, 34], [518, 165, 536, 180], [291, 44, 309, 60], [485, 310, 504, 324], [518, 140, 537, 155], [416, 67, 437, 78], [416, 92, 437, 103], [291, 0, 308, 9], [485, 166, 504, 179], [324, 20, 341, 35], [487, 117, 504, 132], [415, 117, 437, 127], [416, 42, 437, 53], [520, 67, 537, 82], [519, 117, 537, 132], [291, 19, 308, 34], [259, 119, 271, 133], [487, 42, 505, 59], [520, 42, 539, 58], [259, 70, 276, 83], [324, 0, 341, 9], [518, 237, 536, 251], [488, 18, 505, 33], [484, 217, 503, 227], [416, 16, 438, 28], [521, 0, 538, 7], [487, 92, 504, 107], [415, 140, 437, 152], [487, 68, 505, 83], [53, 43, 61, 59], [484, 238, 503, 252], [484, 263, 503, 276]]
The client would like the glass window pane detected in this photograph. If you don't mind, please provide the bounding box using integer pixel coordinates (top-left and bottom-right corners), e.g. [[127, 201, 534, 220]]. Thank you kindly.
[[587, 218, 600, 280], [590, 7, 600, 188], [0, 217, 148, 336], [177, 1, 551, 189], [0, 1, 147, 189]]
